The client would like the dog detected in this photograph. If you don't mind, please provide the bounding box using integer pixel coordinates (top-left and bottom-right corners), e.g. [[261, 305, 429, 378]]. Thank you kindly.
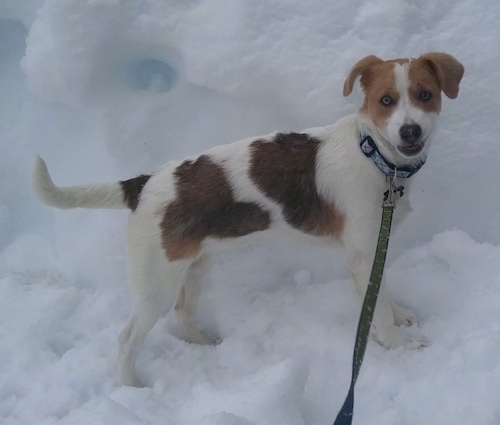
[[33, 52, 464, 387]]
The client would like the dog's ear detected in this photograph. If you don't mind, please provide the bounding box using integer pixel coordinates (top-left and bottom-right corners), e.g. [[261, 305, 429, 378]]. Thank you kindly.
[[343, 55, 384, 97], [419, 52, 464, 99]]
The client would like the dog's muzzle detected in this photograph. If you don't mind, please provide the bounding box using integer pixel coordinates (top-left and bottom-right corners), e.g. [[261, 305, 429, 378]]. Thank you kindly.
[[398, 124, 424, 156]]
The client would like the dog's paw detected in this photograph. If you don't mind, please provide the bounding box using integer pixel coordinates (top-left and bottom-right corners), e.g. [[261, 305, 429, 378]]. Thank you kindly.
[[183, 330, 219, 346], [371, 324, 427, 350], [391, 302, 417, 327], [119, 372, 147, 388]]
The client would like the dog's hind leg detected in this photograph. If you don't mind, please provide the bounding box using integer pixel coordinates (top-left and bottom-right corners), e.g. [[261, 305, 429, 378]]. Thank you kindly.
[[118, 215, 191, 386], [118, 254, 190, 387], [175, 253, 216, 345]]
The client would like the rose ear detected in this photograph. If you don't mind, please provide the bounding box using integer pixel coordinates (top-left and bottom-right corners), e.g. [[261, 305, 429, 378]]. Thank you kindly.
[[419, 52, 464, 99], [343, 55, 384, 96]]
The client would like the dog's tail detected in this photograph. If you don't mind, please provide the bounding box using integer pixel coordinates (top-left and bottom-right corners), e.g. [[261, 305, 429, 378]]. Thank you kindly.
[[32, 156, 150, 211]]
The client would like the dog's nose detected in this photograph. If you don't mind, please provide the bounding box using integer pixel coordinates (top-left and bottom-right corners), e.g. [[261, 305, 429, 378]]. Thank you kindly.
[[399, 124, 422, 142]]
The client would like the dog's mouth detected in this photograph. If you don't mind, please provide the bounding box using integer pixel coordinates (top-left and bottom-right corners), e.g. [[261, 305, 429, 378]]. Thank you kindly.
[[397, 142, 425, 157]]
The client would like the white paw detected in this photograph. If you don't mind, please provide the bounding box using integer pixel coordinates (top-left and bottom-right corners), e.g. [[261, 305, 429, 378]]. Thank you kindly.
[[119, 372, 146, 388], [391, 302, 417, 327], [371, 324, 427, 349], [183, 329, 219, 346]]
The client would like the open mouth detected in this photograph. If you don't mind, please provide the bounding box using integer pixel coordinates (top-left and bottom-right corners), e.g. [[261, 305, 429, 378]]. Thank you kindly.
[[397, 142, 424, 157]]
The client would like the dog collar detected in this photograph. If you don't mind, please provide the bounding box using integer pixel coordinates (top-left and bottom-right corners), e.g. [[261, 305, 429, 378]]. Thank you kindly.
[[360, 134, 425, 178]]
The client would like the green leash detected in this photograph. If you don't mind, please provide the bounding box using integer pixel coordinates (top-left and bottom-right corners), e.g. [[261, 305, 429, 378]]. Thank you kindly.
[[333, 177, 399, 425]]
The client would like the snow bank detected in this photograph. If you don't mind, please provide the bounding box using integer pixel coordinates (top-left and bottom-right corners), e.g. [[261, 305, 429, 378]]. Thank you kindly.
[[2, 230, 500, 424]]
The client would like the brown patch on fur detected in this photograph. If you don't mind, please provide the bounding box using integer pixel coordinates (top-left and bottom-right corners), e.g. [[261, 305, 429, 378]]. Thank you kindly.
[[161, 155, 271, 261], [249, 133, 345, 238], [120, 174, 151, 211]]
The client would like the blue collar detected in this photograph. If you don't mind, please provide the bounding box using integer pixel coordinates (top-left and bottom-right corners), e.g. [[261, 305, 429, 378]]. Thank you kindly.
[[360, 134, 426, 178]]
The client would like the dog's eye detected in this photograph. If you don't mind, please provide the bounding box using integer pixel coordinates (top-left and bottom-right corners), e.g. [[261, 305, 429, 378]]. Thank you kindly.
[[380, 95, 393, 106], [419, 90, 432, 102]]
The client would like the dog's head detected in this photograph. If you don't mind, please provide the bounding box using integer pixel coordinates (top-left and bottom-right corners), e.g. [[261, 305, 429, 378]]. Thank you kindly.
[[344, 52, 464, 167]]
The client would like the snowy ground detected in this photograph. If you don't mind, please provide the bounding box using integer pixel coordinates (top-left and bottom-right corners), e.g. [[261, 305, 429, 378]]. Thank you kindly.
[[1, 1, 500, 424]]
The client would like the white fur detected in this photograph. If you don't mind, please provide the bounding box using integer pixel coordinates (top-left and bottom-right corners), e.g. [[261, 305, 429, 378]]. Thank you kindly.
[[33, 156, 125, 209], [33, 55, 459, 387]]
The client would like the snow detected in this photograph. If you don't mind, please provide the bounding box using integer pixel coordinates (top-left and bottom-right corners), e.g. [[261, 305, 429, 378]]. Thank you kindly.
[[1, 1, 500, 424]]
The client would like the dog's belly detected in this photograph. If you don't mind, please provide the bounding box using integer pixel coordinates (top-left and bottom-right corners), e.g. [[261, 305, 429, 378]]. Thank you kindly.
[[200, 222, 339, 256]]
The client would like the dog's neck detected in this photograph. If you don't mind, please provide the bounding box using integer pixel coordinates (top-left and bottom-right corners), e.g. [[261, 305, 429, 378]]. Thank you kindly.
[[359, 134, 426, 179], [357, 115, 428, 171]]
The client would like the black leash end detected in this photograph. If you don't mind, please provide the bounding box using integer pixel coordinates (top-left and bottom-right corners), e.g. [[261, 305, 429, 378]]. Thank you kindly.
[[333, 385, 355, 425]]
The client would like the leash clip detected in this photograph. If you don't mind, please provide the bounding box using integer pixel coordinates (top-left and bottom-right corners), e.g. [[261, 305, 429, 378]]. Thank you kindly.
[[383, 175, 404, 206]]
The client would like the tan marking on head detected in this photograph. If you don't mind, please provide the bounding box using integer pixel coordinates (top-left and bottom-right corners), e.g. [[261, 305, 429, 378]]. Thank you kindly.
[[413, 52, 464, 99], [407, 57, 444, 113], [343, 53, 463, 130], [343, 55, 384, 97], [249, 133, 345, 238], [161, 155, 271, 261], [365, 61, 404, 128], [345, 58, 412, 129]]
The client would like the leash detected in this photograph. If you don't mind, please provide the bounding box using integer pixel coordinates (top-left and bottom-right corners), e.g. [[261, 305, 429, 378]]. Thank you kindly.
[[333, 176, 400, 425]]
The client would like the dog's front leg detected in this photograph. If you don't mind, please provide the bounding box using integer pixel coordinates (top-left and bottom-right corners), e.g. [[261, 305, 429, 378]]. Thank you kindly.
[[344, 242, 423, 349]]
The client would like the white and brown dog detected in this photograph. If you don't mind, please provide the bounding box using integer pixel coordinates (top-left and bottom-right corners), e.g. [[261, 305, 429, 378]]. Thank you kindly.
[[33, 52, 464, 387]]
